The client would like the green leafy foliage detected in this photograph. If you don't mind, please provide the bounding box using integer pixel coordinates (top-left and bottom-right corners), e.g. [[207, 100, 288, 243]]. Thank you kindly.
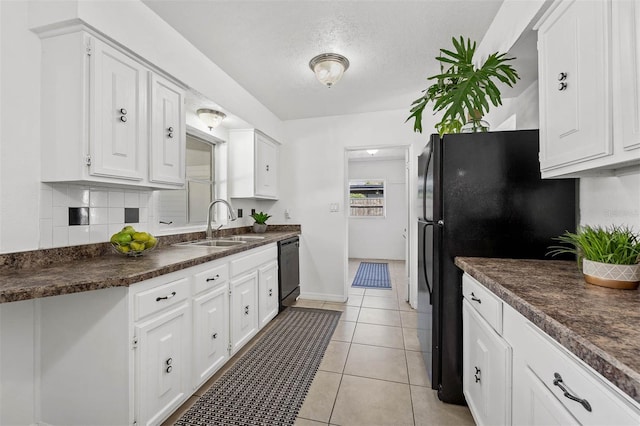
[[250, 211, 271, 224], [547, 225, 640, 265], [407, 36, 520, 135]]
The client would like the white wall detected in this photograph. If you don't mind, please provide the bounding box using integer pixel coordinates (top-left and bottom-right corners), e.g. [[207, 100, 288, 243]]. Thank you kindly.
[[348, 158, 407, 260], [278, 109, 431, 302], [579, 171, 640, 231]]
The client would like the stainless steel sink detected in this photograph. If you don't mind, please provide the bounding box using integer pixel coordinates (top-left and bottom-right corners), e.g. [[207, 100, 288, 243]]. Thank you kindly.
[[173, 239, 247, 248], [221, 235, 267, 242]]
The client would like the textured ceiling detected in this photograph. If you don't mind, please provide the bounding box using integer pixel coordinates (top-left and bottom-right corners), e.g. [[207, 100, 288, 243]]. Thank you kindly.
[[144, 0, 511, 121]]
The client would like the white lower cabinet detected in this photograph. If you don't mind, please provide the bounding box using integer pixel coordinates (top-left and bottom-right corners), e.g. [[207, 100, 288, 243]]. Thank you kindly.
[[259, 261, 279, 329], [462, 276, 511, 426], [32, 243, 282, 426], [134, 301, 191, 426], [192, 282, 229, 389], [463, 300, 511, 426], [230, 271, 260, 354], [463, 273, 640, 426]]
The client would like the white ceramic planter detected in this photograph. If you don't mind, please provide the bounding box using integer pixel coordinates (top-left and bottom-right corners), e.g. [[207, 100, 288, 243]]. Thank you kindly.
[[582, 259, 640, 290], [252, 223, 268, 233]]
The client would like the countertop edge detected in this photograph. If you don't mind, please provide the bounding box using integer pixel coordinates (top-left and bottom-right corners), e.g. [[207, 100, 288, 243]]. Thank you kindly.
[[0, 231, 300, 304], [455, 256, 640, 405]]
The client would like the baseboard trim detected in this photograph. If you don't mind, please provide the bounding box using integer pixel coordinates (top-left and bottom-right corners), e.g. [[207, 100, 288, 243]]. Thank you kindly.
[[298, 292, 346, 303]]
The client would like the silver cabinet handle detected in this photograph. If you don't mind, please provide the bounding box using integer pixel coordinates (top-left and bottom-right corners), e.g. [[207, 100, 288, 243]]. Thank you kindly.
[[553, 373, 591, 412], [168, 126, 174, 132], [119, 116, 128, 122], [558, 82, 568, 91], [166, 358, 172, 366], [206, 274, 220, 282], [474, 366, 481, 383], [212, 332, 218, 339], [120, 108, 128, 115], [168, 132, 174, 138], [269, 289, 273, 297], [156, 291, 176, 302], [244, 305, 250, 315], [557, 72, 567, 81], [166, 365, 173, 373], [470, 292, 481, 304]]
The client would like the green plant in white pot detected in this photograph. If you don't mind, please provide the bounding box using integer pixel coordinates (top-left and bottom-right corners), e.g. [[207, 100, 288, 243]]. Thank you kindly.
[[548, 225, 640, 289], [250, 211, 271, 234], [407, 36, 520, 136]]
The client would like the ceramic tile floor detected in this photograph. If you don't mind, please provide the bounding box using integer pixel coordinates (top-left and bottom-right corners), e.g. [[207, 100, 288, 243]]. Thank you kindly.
[[292, 259, 475, 426], [163, 258, 475, 426]]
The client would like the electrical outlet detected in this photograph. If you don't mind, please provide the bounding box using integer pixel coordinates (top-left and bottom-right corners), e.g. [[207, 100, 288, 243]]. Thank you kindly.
[[237, 208, 243, 218], [251, 208, 256, 215]]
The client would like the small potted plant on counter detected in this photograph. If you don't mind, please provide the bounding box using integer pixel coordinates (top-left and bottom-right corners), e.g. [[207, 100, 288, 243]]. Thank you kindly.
[[548, 225, 640, 289], [250, 211, 271, 234]]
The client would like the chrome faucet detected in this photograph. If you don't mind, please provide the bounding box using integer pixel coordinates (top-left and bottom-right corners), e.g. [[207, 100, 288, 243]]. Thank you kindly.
[[206, 199, 238, 239]]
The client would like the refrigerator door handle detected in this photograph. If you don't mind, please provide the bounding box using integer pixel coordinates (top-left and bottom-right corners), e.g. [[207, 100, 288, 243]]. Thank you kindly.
[[422, 222, 433, 298]]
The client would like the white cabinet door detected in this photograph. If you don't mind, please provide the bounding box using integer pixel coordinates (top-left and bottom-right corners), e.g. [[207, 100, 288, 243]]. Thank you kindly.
[[613, 0, 640, 153], [149, 73, 185, 185], [538, 0, 611, 172], [258, 261, 279, 329], [192, 283, 229, 389], [463, 300, 511, 426], [230, 271, 259, 354], [255, 133, 278, 199], [89, 37, 146, 181], [135, 302, 190, 426]]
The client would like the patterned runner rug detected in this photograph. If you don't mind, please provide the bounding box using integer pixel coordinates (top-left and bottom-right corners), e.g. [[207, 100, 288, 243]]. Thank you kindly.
[[351, 261, 391, 289], [175, 307, 341, 426]]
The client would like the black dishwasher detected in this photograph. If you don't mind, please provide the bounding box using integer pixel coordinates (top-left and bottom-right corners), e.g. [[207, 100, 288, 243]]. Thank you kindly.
[[278, 236, 300, 310]]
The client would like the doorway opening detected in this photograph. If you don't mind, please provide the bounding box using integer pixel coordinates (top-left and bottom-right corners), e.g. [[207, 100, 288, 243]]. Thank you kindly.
[[345, 146, 411, 307]]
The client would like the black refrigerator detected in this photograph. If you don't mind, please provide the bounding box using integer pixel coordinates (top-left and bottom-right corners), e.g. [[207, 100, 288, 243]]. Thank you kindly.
[[417, 130, 576, 405]]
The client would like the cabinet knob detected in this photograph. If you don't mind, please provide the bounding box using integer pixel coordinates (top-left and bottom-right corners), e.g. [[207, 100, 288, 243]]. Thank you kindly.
[[166, 365, 173, 374], [168, 132, 174, 138], [166, 357, 173, 366], [266, 165, 270, 172], [212, 332, 218, 339], [120, 108, 128, 115], [558, 82, 568, 91], [269, 289, 273, 297], [474, 366, 481, 383], [244, 305, 250, 315], [557, 72, 567, 81], [168, 126, 174, 132], [119, 116, 128, 123]]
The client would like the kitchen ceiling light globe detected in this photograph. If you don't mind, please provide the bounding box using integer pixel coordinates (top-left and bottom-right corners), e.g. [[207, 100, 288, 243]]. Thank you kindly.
[[197, 108, 226, 130], [309, 53, 350, 88]]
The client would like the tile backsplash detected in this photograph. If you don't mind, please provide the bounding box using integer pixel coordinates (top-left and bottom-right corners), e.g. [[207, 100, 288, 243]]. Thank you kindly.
[[39, 183, 153, 249]]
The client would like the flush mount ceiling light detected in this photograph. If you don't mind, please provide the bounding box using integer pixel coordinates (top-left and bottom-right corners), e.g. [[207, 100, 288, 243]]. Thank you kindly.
[[367, 149, 379, 156], [309, 53, 350, 88], [197, 108, 226, 130]]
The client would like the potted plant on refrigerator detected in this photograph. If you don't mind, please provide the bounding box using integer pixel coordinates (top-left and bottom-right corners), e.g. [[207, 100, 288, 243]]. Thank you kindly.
[[407, 36, 520, 136], [250, 211, 272, 234], [548, 225, 640, 289]]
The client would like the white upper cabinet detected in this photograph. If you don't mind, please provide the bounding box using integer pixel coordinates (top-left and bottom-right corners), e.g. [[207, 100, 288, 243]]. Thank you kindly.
[[149, 74, 186, 185], [537, 0, 640, 178], [613, 0, 640, 153], [39, 28, 186, 188], [228, 129, 280, 199], [90, 37, 146, 181]]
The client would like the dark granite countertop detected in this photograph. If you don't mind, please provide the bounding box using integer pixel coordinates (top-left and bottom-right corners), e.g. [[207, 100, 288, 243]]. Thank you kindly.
[[0, 226, 300, 304], [455, 257, 640, 405]]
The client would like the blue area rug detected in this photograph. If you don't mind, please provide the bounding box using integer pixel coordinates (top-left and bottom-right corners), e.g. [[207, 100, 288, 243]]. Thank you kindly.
[[351, 262, 391, 289]]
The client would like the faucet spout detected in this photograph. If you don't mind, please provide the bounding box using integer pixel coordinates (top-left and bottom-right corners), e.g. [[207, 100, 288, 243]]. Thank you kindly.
[[206, 199, 238, 239]]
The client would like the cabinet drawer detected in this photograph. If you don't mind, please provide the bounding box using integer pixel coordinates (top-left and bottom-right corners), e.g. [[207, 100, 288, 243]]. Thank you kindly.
[[522, 321, 640, 425], [462, 274, 503, 334], [230, 245, 277, 277], [193, 263, 229, 295], [133, 277, 190, 321]]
